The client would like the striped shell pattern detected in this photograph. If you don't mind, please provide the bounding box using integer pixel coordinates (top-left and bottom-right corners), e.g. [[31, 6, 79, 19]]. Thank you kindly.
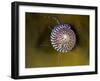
[[50, 24, 76, 53]]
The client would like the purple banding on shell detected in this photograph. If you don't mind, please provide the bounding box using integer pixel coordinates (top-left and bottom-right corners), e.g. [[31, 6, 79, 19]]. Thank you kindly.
[[50, 24, 76, 53]]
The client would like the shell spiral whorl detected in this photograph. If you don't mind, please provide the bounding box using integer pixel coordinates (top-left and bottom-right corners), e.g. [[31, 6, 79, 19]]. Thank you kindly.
[[50, 24, 76, 53]]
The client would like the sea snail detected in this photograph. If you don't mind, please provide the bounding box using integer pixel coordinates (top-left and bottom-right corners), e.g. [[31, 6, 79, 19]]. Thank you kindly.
[[50, 17, 76, 53]]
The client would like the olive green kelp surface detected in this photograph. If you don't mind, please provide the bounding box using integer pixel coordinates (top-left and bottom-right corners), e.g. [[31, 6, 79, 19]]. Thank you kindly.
[[25, 13, 89, 68]]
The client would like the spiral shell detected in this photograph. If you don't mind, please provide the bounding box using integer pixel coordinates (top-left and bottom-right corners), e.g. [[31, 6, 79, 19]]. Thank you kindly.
[[50, 24, 76, 53]]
